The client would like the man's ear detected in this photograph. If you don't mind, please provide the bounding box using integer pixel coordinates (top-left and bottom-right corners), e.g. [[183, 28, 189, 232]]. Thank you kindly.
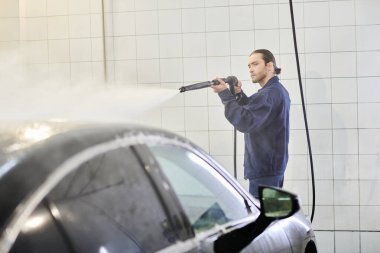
[[266, 61, 274, 73]]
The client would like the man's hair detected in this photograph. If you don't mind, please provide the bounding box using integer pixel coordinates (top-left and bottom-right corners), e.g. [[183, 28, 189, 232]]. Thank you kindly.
[[250, 49, 281, 75]]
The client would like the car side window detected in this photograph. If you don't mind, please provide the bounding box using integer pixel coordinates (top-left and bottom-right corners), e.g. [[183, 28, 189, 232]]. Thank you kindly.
[[12, 146, 176, 253], [149, 145, 249, 234]]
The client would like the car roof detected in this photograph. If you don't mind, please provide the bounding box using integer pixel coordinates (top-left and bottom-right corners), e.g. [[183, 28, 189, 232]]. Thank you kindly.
[[0, 121, 190, 231]]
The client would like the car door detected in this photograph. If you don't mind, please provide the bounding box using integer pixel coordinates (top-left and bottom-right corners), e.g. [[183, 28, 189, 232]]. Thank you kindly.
[[145, 143, 258, 252], [9, 145, 181, 253]]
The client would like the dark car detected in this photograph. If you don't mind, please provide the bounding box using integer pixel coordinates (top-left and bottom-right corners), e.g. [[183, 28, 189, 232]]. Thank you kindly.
[[0, 122, 317, 253]]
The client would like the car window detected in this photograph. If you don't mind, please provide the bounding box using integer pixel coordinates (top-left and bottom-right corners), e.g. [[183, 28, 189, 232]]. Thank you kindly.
[[12, 146, 176, 253], [149, 145, 249, 233]]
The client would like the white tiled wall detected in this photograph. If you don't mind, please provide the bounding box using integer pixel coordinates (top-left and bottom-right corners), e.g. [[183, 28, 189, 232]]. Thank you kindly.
[[1, 0, 380, 252]]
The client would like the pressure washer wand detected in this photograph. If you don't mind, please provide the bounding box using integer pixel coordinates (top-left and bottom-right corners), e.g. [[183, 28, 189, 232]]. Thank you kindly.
[[179, 80, 214, 93], [179, 76, 238, 93]]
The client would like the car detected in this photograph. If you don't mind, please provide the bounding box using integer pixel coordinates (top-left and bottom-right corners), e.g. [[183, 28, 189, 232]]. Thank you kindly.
[[0, 121, 317, 253]]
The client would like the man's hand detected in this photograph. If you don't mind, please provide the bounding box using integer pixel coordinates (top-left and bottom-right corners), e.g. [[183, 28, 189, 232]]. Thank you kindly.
[[210, 77, 229, 93], [234, 80, 242, 94]]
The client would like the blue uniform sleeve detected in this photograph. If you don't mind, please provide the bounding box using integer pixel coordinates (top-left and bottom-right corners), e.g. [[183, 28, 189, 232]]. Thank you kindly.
[[218, 89, 273, 133]]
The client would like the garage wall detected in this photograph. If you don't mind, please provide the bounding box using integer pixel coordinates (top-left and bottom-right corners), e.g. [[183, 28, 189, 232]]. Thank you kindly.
[[1, 0, 380, 252]]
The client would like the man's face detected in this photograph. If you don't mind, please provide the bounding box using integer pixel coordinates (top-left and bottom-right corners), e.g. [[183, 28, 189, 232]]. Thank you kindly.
[[247, 53, 271, 84]]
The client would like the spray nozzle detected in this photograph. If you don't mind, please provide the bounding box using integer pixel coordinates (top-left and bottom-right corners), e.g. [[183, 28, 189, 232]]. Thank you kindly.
[[179, 76, 238, 93]]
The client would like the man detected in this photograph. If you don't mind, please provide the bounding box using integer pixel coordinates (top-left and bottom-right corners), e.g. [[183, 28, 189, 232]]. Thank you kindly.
[[211, 49, 290, 198]]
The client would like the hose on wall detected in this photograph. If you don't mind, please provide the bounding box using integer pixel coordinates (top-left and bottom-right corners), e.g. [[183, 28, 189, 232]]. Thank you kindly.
[[289, 0, 316, 223]]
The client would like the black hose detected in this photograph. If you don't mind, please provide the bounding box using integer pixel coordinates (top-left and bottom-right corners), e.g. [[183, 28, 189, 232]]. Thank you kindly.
[[289, 0, 316, 223]]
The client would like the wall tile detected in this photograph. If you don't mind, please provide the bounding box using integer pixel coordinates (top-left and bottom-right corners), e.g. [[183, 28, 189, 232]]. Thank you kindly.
[[114, 36, 136, 60], [334, 206, 359, 230], [360, 180, 380, 206], [159, 34, 182, 58], [357, 25, 380, 51], [358, 103, 380, 129], [205, 0, 228, 7], [312, 205, 334, 229], [304, 2, 329, 27], [206, 56, 231, 79], [90, 14, 102, 37], [254, 4, 279, 29], [229, 5, 254, 31], [182, 8, 206, 33], [231, 55, 251, 81], [359, 155, 380, 180], [184, 88, 208, 107], [47, 0, 68, 16], [70, 38, 92, 62], [158, 0, 180, 9], [162, 107, 185, 131], [254, 29, 280, 54], [280, 28, 305, 54], [278, 2, 303, 29], [206, 32, 230, 56], [230, 31, 254, 56], [289, 129, 308, 155], [208, 106, 231, 131], [160, 58, 183, 82], [113, 12, 135, 36], [113, 0, 135, 12], [69, 15, 91, 38], [307, 104, 332, 129], [114, 60, 137, 84], [181, 0, 204, 8], [285, 155, 308, 180], [158, 9, 181, 34], [331, 78, 357, 103], [335, 231, 360, 253], [361, 232, 380, 253], [305, 78, 332, 104], [137, 59, 160, 83], [48, 16, 69, 39], [310, 130, 333, 154], [313, 155, 333, 180], [358, 77, 380, 103], [136, 11, 158, 35], [185, 131, 209, 153], [333, 129, 358, 154], [182, 33, 206, 57], [334, 180, 359, 205], [332, 104, 357, 129], [0, 0, 19, 17], [359, 129, 380, 154], [48, 63, 71, 83], [48, 39, 70, 63], [205, 7, 229, 32], [135, 0, 157, 11], [20, 41, 48, 63], [356, 0, 380, 25], [136, 35, 159, 59], [20, 17, 47, 41], [68, 0, 90, 14], [305, 53, 331, 78], [209, 130, 233, 155], [331, 52, 356, 78], [360, 206, 380, 230], [357, 51, 380, 77], [329, 0, 355, 26], [314, 231, 334, 253], [304, 27, 330, 53], [0, 18, 19, 41], [334, 155, 359, 180], [185, 107, 209, 131], [183, 57, 207, 82], [290, 104, 305, 129], [330, 26, 356, 52], [70, 62, 92, 83]]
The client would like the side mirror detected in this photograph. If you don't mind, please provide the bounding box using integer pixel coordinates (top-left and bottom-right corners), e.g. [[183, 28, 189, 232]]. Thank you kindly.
[[214, 186, 301, 253], [259, 185, 300, 219]]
